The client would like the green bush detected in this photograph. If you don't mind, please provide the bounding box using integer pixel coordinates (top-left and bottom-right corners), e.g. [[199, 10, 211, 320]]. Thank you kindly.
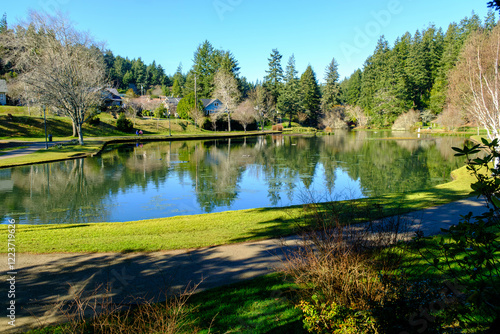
[[299, 297, 376, 333], [87, 114, 100, 126], [199, 117, 211, 130], [116, 113, 133, 133]]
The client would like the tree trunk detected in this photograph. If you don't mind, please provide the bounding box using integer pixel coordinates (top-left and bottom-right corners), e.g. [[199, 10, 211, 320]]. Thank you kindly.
[[72, 121, 77, 137], [228, 113, 231, 132], [77, 122, 84, 145], [288, 112, 292, 128]]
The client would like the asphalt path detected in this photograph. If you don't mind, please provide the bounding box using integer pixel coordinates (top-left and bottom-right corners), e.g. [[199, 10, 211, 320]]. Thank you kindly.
[[0, 141, 63, 161], [0, 196, 491, 333]]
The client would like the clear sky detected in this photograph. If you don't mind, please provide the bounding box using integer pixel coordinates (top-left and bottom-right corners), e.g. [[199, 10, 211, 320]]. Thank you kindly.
[[3, 0, 493, 83]]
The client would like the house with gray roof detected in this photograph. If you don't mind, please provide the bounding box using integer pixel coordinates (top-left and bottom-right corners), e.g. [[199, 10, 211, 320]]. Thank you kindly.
[[0, 80, 7, 105], [103, 88, 122, 107], [201, 98, 225, 115]]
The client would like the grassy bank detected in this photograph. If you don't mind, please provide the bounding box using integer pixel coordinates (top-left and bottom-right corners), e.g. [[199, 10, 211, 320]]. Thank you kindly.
[[25, 273, 305, 334], [1, 165, 475, 254]]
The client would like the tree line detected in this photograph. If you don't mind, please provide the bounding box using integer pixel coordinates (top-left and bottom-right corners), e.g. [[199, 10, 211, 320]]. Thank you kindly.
[[339, 11, 497, 127], [0, 8, 498, 140]]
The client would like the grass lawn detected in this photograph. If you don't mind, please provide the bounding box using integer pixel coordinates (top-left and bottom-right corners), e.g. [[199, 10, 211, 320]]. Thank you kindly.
[[24, 273, 305, 334], [0, 164, 476, 254]]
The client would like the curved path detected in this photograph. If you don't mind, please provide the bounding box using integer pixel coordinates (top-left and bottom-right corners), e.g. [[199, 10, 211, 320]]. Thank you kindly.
[[0, 141, 63, 161], [0, 197, 491, 333]]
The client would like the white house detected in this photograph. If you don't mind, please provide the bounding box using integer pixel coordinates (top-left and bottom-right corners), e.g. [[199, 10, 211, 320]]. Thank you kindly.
[[0, 80, 7, 105]]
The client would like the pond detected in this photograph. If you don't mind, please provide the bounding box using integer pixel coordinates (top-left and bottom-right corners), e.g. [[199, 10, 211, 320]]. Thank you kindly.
[[0, 132, 467, 224]]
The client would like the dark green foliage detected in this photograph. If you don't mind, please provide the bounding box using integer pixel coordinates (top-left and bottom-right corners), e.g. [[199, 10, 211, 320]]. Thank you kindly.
[[488, 0, 500, 12], [116, 113, 133, 133], [176, 92, 203, 120], [277, 55, 301, 128], [300, 66, 321, 127], [320, 58, 342, 112], [172, 78, 182, 97], [184, 40, 240, 99], [264, 48, 284, 107], [102, 52, 169, 92], [347, 13, 493, 126]]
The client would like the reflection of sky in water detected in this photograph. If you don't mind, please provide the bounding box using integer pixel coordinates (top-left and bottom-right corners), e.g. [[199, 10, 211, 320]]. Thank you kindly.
[[102, 164, 366, 222], [1, 133, 466, 224]]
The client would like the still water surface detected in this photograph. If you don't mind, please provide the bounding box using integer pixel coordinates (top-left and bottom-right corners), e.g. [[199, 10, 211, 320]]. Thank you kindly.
[[0, 132, 467, 224]]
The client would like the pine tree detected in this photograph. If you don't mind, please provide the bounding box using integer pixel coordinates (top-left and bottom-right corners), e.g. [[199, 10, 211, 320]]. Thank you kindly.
[[484, 9, 497, 31], [300, 65, 321, 127], [277, 55, 301, 127], [190, 40, 218, 98], [344, 69, 362, 105], [321, 57, 341, 112], [172, 78, 182, 97], [263, 49, 284, 107], [359, 36, 390, 123], [132, 58, 146, 93], [429, 23, 460, 113], [0, 13, 7, 34]]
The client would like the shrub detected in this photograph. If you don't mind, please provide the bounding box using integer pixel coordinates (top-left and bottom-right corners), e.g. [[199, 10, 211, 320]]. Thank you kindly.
[[116, 113, 133, 133], [392, 109, 419, 131], [199, 117, 211, 130], [87, 114, 100, 126], [298, 296, 377, 334]]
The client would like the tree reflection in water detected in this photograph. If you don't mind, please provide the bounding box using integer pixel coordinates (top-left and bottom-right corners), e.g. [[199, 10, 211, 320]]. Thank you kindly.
[[0, 132, 466, 224]]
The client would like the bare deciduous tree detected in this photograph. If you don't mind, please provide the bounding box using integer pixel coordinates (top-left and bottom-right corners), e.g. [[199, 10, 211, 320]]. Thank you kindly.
[[213, 69, 241, 132], [321, 106, 348, 129], [391, 109, 419, 131], [448, 24, 500, 142], [346, 105, 369, 128], [209, 111, 222, 132], [248, 86, 273, 131], [437, 105, 464, 131], [233, 99, 257, 132], [1, 11, 108, 144], [189, 107, 204, 129]]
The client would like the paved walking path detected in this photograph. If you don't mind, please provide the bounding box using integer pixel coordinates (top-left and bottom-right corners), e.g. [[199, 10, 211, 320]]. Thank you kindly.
[[0, 141, 63, 161], [0, 196, 491, 333]]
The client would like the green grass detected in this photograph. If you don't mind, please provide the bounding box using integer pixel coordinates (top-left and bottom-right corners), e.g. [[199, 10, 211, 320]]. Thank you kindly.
[[0, 141, 104, 167], [24, 274, 305, 334], [1, 165, 476, 254], [185, 274, 304, 333]]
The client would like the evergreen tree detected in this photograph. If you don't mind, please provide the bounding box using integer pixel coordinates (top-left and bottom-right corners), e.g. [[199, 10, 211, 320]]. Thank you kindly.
[[189, 40, 219, 98], [173, 63, 185, 92], [172, 78, 182, 97], [359, 36, 390, 121], [300, 65, 321, 127], [277, 55, 301, 127], [263, 48, 284, 107], [344, 69, 362, 105], [132, 58, 146, 93], [321, 57, 342, 112], [406, 30, 430, 108], [122, 70, 134, 88], [429, 23, 460, 113], [0, 13, 7, 34], [484, 9, 497, 31], [217, 50, 240, 77]]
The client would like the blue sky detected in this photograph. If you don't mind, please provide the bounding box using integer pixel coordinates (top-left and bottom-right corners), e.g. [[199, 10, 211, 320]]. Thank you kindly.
[[3, 0, 493, 83]]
